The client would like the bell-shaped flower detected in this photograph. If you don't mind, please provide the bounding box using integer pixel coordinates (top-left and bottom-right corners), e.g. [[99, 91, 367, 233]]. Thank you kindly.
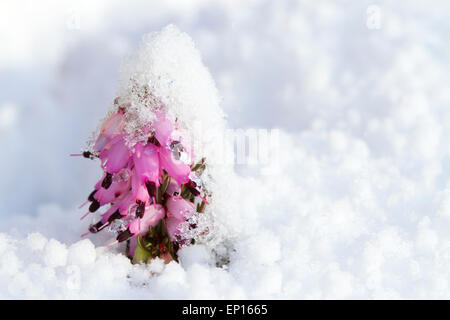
[[133, 142, 160, 187], [102, 136, 130, 174], [166, 195, 195, 220], [129, 204, 165, 236], [131, 172, 150, 204], [93, 111, 125, 152], [159, 147, 190, 185], [94, 179, 130, 206], [165, 196, 196, 241], [101, 110, 125, 136], [128, 237, 138, 258], [100, 204, 121, 225], [166, 177, 181, 196], [153, 113, 173, 147], [166, 215, 183, 241]]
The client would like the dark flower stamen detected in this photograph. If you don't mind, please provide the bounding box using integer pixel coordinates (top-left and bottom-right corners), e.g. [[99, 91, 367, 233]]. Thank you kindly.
[[88, 190, 97, 202], [135, 200, 145, 218], [102, 173, 113, 189], [186, 180, 200, 196], [83, 151, 92, 158], [146, 181, 156, 198], [89, 221, 104, 233], [89, 199, 100, 212], [147, 135, 161, 146], [117, 229, 133, 242], [108, 209, 122, 223]]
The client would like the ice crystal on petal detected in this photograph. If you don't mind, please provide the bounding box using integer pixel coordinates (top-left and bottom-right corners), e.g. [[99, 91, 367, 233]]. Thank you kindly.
[[108, 219, 128, 235]]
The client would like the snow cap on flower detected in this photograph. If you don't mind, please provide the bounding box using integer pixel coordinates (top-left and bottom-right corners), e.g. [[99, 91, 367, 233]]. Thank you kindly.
[[116, 24, 227, 164]]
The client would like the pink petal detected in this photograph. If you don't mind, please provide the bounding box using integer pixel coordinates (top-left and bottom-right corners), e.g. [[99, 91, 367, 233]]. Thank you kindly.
[[100, 203, 120, 224], [104, 137, 130, 174], [93, 111, 125, 152], [159, 147, 190, 185], [129, 204, 165, 236], [131, 170, 150, 203], [166, 177, 181, 196], [93, 134, 110, 153], [166, 196, 195, 221], [153, 113, 173, 147], [101, 111, 125, 136], [95, 179, 130, 205], [133, 142, 160, 186], [166, 215, 184, 241], [118, 193, 135, 215], [128, 237, 138, 258], [94, 172, 106, 190]]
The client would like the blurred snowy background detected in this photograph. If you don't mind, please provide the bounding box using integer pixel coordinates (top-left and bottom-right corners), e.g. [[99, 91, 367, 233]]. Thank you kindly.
[[1, 0, 450, 299]]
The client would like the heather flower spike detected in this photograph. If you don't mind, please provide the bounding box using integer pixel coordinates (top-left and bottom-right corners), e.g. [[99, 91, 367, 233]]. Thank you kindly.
[[72, 26, 217, 264], [75, 105, 210, 263]]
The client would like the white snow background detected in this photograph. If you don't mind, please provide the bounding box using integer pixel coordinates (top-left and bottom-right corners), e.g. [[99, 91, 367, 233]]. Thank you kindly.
[[1, 0, 450, 299]]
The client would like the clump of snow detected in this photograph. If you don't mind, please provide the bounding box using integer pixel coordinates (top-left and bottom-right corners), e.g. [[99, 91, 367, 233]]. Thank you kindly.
[[67, 239, 96, 267], [43, 239, 68, 268], [116, 24, 226, 158], [178, 244, 212, 269]]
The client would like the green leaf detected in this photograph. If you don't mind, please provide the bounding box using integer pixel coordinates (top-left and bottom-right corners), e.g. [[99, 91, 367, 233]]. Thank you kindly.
[[180, 186, 191, 199], [197, 201, 206, 213], [156, 220, 163, 235], [160, 175, 170, 194], [132, 236, 153, 264], [156, 174, 170, 204], [191, 158, 206, 176]]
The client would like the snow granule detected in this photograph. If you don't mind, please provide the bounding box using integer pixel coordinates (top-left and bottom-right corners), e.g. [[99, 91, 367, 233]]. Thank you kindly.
[[178, 245, 212, 269], [43, 239, 68, 268], [25, 233, 48, 251], [67, 239, 96, 267]]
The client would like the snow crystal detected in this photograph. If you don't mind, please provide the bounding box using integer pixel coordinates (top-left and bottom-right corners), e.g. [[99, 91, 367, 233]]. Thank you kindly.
[[178, 244, 212, 269], [25, 233, 48, 251], [43, 239, 68, 268], [116, 24, 226, 160], [67, 239, 96, 267]]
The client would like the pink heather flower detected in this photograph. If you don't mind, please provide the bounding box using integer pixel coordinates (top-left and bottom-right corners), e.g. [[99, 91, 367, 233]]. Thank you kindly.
[[166, 177, 181, 196], [128, 237, 138, 258], [158, 147, 190, 185], [166, 216, 183, 241], [75, 102, 209, 263], [133, 142, 160, 185], [131, 170, 151, 204], [102, 136, 130, 174], [153, 113, 173, 147], [94, 179, 130, 206], [93, 111, 125, 152], [166, 196, 195, 241], [129, 204, 165, 236], [166, 195, 195, 220]]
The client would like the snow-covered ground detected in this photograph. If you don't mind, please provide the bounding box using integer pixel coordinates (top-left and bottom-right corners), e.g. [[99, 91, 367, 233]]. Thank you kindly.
[[1, 0, 450, 299]]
